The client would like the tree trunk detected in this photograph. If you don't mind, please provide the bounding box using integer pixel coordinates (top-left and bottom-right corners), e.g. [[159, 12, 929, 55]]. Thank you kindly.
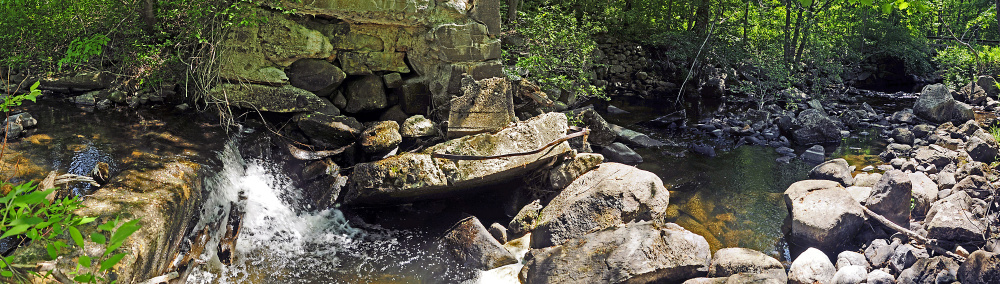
[[694, 0, 711, 35], [743, 0, 750, 39], [996, 0, 999, 37], [783, 0, 792, 63], [789, 6, 804, 63], [141, 0, 156, 34], [505, 0, 519, 24]]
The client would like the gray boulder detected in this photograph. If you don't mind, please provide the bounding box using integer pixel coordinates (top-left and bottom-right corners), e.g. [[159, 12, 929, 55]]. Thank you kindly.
[[793, 109, 844, 145], [520, 222, 710, 284], [958, 250, 1000, 284], [909, 172, 939, 218], [708, 248, 786, 282], [294, 112, 362, 147], [399, 115, 438, 138], [359, 121, 401, 155], [788, 247, 836, 284], [809, 158, 855, 186], [897, 256, 959, 284], [286, 58, 346, 92], [549, 153, 604, 190], [914, 84, 974, 123], [783, 180, 865, 251], [836, 251, 870, 270], [440, 216, 517, 270], [610, 124, 666, 148], [830, 265, 867, 284], [866, 270, 895, 284], [853, 172, 882, 187], [889, 244, 917, 273], [891, 128, 915, 145], [967, 135, 999, 163], [601, 142, 643, 165], [209, 84, 326, 112], [866, 170, 912, 229], [801, 145, 826, 163], [925, 191, 986, 243], [344, 75, 388, 113], [532, 163, 669, 248], [915, 145, 957, 168], [578, 108, 616, 146]]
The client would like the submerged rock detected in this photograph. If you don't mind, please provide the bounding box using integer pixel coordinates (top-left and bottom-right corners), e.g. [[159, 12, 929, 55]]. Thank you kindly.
[[441, 216, 517, 270], [532, 163, 669, 248], [520, 222, 710, 284]]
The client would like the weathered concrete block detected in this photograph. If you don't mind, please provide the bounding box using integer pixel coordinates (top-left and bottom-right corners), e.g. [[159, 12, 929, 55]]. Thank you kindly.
[[447, 76, 516, 138]]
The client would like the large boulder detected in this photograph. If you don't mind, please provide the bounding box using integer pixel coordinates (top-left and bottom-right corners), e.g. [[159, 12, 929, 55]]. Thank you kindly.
[[286, 58, 346, 92], [958, 250, 1000, 284], [208, 84, 326, 112], [788, 248, 836, 284], [830, 265, 868, 284], [440, 216, 517, 270], [447, 76, 516, 138], [925, 191, 986, 243], [344, 75, 389, 113], [913, 84, 974, 123], [577, 108, 617, 146], [708, 248, 786, 282], [532, 163, 669, 248], [914, 144, 957, 168], [783, 180, 865, 251], [866, 170, 912, 228], [793, 109, 844, 145], [294, 112, 363, 147], [344, 112, 572, 204], [520, 222, 710, 284], [809, 158, 854, 186]]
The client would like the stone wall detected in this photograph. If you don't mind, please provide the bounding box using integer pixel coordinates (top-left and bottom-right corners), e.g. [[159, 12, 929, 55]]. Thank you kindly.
[[214, 0, 504, 118]]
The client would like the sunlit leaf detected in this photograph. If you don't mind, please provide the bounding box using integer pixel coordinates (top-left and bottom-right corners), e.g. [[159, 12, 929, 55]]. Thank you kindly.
[[1, 224, 30, 239], [69, 226, 84, 247], [90, 232, 106, 244], [79, 255, 91, 268], [100, 253, 126, 272]]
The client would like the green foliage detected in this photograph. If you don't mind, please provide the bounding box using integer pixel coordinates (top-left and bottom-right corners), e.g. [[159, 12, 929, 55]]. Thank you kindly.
[[1, 81, 41, 113], [58, 35, 110, 71], [934, 45, 1000, 89], [0, 180, 142, 282], [505, 3, 606, 100]]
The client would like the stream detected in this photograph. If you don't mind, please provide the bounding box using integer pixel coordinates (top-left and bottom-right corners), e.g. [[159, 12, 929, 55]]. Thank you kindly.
[[8, 92, 911, 282]]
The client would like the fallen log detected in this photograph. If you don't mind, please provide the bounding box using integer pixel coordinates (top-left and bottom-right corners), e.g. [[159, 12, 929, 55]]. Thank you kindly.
[[861, 206, 966, 262], [287, 142, 353, 160]]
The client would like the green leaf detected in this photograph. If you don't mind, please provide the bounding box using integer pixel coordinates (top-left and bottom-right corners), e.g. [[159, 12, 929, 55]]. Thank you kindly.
[[798, 0, 813, 6], [90, 232, 106, 244], [100, 253, 126, 272], [881, 2, 893, 13], [79, 255, 91, 268], [898, 1, 909, 9], [12, 188, 54, 207], [108, 219, 141, 252], [45, 243, 59, 260], [1, 270, 11, 277], [10, 216, 43, 226], [69, 226, 84, 247], [77, 216, 98, 225], [1, 224, 30, 239], [74, 274, 94, 282], [97, 218, 117, 232]]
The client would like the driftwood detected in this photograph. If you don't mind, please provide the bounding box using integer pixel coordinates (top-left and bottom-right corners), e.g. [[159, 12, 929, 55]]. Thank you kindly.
[[861, 206, 967, 262], [217, 201, 244, 265], [431, 127, 590, 161], [287, 143, 353, 160], [137, 271, 179, 284]]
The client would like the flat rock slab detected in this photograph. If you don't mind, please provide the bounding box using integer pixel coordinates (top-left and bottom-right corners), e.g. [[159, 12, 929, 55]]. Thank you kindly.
[[344, 112, 571, 204], [447, 76, 516, 138], [520, 222, 710, 284], [208, 84, 326, 113]]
